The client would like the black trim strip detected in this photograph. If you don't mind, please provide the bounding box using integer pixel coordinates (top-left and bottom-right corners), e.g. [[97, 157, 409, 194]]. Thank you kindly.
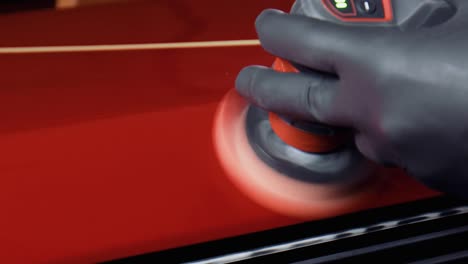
[[106, 196, 467, 263], [292, 225, 468, 263]]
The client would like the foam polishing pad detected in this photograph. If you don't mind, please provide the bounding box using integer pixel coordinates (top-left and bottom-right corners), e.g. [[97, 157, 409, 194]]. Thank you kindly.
[[213, 89, 385, 219]]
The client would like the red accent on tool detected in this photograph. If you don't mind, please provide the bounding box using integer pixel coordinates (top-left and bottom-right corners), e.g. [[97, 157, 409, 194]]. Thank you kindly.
[[321, 0, 393, 22]]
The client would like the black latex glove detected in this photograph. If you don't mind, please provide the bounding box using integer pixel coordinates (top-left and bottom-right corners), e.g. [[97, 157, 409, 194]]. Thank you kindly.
[[235, 0, 468, 199]]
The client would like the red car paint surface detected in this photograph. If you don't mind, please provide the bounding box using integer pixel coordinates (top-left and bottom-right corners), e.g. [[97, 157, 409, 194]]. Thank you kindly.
[[0, 1, 437, 263]]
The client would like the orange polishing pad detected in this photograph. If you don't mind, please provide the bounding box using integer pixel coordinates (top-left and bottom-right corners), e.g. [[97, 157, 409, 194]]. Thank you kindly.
[[269, 112, 350, 153], [213, 89, 383, 219]]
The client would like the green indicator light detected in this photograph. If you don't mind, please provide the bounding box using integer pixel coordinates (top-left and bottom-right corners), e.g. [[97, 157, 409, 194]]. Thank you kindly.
[[336, 3, 348, 8], [334, 0, 348, 9]]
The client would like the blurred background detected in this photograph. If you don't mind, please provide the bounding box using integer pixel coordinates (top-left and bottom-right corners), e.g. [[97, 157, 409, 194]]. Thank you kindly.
[[0, 0, 137, 13]]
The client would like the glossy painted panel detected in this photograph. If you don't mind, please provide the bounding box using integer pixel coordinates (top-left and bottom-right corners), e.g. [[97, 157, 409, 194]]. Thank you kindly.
[[0, 1, 438, 263]]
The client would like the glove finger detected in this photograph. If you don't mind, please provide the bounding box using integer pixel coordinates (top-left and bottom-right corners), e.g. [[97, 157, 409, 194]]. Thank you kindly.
[[255, 9, 388, 73], [235, 65, 344, 125]]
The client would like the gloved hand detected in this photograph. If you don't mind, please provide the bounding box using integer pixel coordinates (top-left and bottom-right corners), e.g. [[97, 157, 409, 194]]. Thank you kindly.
[[235, 0, 468, 199]]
